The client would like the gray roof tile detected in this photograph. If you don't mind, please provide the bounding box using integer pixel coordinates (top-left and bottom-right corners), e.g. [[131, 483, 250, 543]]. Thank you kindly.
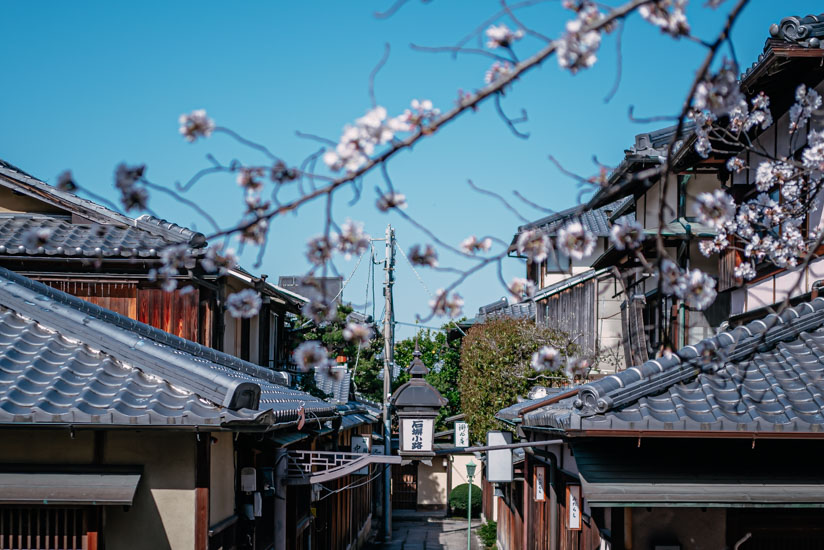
[[0, 266, 335, 427], [516, 197, 631, 240], [524, 298, 824, 433], [0, 215, 180, 258]]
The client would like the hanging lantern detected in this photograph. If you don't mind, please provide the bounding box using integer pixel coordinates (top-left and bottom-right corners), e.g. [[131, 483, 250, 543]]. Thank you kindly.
[[390, 341, 447, 463]]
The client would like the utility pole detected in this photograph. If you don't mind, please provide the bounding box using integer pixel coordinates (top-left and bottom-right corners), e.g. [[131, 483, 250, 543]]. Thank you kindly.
[[382, 224, 395, 541]]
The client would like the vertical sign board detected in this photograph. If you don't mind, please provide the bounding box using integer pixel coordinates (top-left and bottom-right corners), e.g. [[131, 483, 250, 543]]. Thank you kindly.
[[567, 485, 582, 531], [454, 421, 469, 448], [401, 418, 434, 452], [534, 466, 546, 502], [351, 435, 371, 475], [486, 431, 513, 483]]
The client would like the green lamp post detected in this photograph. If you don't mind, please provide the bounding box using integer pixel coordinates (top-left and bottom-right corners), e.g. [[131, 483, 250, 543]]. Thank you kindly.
[[466, 460, 477, 550]]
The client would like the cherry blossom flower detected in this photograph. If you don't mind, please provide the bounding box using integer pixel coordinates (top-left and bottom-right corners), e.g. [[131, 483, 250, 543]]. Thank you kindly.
[[376, 192, 407, 211], [201, 244, 237, 274], [678, 269, 717, 311], [485, 24, 524, 49], [755, 160, 795, 193], [509, 277, 536, 299], [151, 243, 194, 291], [343, 322, 373, 345], [239, 217, 268, 246], [659, 258, 682, 296], [226, 289, 262, 318], [726, 157, 746, 173], [178, 109, 215, 142], [556, 221, 595, 260], [610, 217, 645, 250], [803, 130, 824, 177], [56, 170, 77, 193], [460, 235, 492, 254], [302, 299, 337, 324], [408, 244, 438, 267], [734, 261, 756, 281], [22, 228, 52, 250], [565, 357, 591, 380], [689, 110, 716, 158], [531, 346, 560, 372], [484, 61, 514, 84], [398, 99, 440, 129], [698, 235, 729, 257], [694, 189, 735, 230], [295, 341, 329, 372], [430, 289, 464, 317], [337, 219, 370, 259], [306, 236, 334, 266], [269, 160, 298, 183], [639, 0, 689, 37], [789, 84, 822, 134], [516, 229, 551, 263], [114, 163, 149, 211], [556, 3, 603, 73], [237, 167, 265, 192], [694, 60, 743, 117]]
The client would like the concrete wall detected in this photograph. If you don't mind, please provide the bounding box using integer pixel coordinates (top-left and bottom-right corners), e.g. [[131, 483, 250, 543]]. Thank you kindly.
[[631, 507, 726, 550], [0, 428, 199, 550], [449, 454, 477, 492], [103, 431, 197, 550], [417, 458, 448, 507], [210, 431, 235, 525]]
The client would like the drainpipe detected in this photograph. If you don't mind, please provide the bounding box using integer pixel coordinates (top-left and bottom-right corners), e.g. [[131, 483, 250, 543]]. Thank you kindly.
[[274, 448, 288, 548], [529, 447, 559, 550]]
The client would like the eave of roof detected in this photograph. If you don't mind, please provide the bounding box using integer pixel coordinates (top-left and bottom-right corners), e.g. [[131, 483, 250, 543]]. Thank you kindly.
[[0, 266, 335, 428]]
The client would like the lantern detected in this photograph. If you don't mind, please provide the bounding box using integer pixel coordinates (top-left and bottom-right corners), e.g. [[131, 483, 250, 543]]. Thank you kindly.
[[390, 341, 447, 463]]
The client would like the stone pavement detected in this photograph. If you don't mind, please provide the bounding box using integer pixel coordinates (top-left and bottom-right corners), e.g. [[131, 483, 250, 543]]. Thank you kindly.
[[365, 517, 482, 550]]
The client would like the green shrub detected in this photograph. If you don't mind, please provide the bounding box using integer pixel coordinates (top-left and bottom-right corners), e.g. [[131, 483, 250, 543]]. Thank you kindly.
[[449, 483, 482, 517], [478, 520, 497, 549]]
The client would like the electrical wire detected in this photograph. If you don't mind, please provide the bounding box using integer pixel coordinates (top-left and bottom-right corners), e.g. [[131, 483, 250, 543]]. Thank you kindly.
[[332, 247, 368, 302], [395, 238, 435, 298]]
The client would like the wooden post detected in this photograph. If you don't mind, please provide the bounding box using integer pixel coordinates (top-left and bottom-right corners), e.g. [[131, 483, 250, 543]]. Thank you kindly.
[[274, 448, 288, 548]]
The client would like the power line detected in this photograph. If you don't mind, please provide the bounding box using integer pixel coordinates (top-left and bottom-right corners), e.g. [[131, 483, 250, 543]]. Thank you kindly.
[[395, 238, 435, 298]]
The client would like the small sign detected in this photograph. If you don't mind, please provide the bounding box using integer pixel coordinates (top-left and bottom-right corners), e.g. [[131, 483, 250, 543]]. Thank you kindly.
[[454, 421, 469, 448], [534, 466, 546, 502], [401, 418, 433, 453], [351, 435, 370, 475], [567, 485, 581, 531], [486, 431, 513, 483]]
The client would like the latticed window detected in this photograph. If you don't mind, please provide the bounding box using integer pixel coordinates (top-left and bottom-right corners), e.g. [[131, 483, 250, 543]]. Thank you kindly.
[[0, 508, 92, 550]]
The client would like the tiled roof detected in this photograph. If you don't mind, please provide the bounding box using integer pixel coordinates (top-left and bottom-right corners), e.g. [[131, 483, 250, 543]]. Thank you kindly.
[[0, 266, 335, 427], [0, 215, 181, 258], [314, 366, 351, 405], [525, 298, 824, 433], [517, 197, 631, 239], [474, 297, 535, 323], [0, 161, 205, 246]]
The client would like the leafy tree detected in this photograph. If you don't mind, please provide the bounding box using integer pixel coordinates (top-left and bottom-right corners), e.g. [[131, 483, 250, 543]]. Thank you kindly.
[[459, 317, 575, 442], [352, 325, 462, 430]]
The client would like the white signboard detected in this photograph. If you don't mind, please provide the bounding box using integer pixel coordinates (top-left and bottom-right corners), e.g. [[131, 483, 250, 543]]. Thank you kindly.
[[486, 431, 513, 483], [568, 485, 582, 531], [534, 466, 546, 502], [454, 421, 469, 448], [351, 435, 370, 475], [401, 418, 434, 452]]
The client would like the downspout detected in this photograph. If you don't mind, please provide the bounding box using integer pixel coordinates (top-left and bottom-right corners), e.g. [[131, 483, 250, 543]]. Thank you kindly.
[[528, 446, 558, 550]]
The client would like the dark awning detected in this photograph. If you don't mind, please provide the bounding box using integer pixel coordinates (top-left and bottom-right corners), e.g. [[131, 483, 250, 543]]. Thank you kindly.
[[0, 473, 141, 505], [571, 438, 824, 508], [581, 480, 824, 507]]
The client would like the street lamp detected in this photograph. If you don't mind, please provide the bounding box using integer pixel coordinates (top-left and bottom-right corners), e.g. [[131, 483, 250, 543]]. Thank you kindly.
[[390, 341, 447, 463], [466, 460, 477, 550]]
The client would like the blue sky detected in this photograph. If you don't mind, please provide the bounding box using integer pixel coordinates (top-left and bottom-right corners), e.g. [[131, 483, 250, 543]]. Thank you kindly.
[[0, 1, 819, 336]]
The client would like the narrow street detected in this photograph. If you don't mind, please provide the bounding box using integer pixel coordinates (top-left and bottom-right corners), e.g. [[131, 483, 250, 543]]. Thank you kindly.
[[365, 517, 482, 550]]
